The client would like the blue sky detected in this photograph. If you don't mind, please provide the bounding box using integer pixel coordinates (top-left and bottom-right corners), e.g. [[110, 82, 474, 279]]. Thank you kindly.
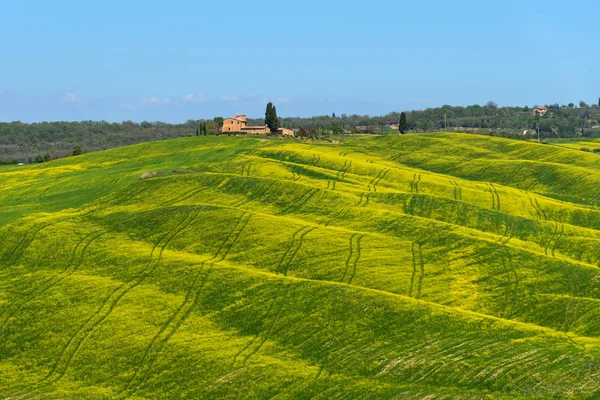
[[1, 0, 598, 122]]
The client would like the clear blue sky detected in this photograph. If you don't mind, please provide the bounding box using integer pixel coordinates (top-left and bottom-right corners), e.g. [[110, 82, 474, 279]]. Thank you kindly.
[[1, 0, 598, 122]]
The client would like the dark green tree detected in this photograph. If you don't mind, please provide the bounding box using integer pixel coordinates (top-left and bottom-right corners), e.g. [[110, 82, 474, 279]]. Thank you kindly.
[[35, 153, 44, 163], [265, 102, 279, 132], [72, 146, 83, 156], [399, 112, 409, 134], [43, 152, 51, 162], [196, 125, 200, 136], [203, 121, 207, 136]]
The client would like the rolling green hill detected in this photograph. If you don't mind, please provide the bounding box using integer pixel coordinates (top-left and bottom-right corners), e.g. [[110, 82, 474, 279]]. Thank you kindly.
[[2, 133, 600, 399]]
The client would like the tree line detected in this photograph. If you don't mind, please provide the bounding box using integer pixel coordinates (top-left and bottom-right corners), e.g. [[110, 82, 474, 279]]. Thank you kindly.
[[1, 100, 599, 164], [247, 100, 600, 137]]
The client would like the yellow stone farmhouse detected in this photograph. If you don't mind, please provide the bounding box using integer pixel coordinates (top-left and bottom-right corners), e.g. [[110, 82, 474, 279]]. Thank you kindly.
[[220, 114, 294, 136]]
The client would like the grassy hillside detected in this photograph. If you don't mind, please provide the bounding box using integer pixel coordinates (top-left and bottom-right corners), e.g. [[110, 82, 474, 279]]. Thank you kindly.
[[2, 133, 600, 399]]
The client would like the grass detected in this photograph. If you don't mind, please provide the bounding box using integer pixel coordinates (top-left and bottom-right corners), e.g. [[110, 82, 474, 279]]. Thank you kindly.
[[1, 133, 600, 399]]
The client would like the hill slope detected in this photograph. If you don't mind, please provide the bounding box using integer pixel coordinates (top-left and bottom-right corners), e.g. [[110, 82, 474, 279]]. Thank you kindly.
[[2, 133, 600, 399]]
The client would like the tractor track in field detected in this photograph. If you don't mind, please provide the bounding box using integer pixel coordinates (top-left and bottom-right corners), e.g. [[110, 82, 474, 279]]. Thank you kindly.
[[486, 183, 501, 211], [161, 185, 211, 208], [340, 233, 358, 283], [355, 192, 371, 207], [309, 154, 321, 166], [226, 282, 286, 374], [355, 192, 363, 206], [368, 168, 389, 193], [408, 231, 434, 298], [388, 153, 402, 162], [525, 179, 540, 193], [382, 217, 403, 234], [105, 180, 162, 208], [543, 224, 559, 256], [409, 173, 421, 194], [275, 226, 316, 276], [39, 186, 53, 200], [543, 222, 565, 257], [534, 198, 547, 220], [232, 283, 292, 400], [408, 242, 420, 298], [231, 181, 277, 208], [550, 223, 565, 257], [241, 161, 252, 177], [491, 183, 501, 211], [328, 160, 352, 191], [504, 163, 526, 186], [123, 209, 258, 396], [2, 219, 67, 267], [120, 262, 214, 398], [528, 196, 544, 220], [42, 210, 200, 385], [341, 234, 363, 284], [273, 289, 332, 348], [363, 192, 371, 207], [336, 160, 352, 180], [0, 231, 105, 333], [449, 180, 463, 201], [415, 244, 426, 298], [279, 188, 319, 215], [290, 169, 301, 181], [495, 222, 513, 246], [320, 207, 350, 227], [404, 194, 419, 216], [216, 214, 252, 261], [212, 213, 250, 259], [280, 227, 315, 276], [472, 165, 491, 181], [498, 252, 520, 315]]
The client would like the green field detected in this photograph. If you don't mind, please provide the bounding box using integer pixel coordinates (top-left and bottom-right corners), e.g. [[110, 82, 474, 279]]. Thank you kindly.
[[2, 133, 600, 399]]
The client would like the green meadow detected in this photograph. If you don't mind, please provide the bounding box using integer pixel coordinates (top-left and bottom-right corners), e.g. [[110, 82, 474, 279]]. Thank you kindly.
[[2, 133, 600, 399]]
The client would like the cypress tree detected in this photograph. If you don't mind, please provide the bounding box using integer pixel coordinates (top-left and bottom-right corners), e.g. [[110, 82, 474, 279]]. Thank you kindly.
[[196, 125, 200, 136], [265, 103, 272, 127], [265, 102, 279, 132], [203, 121, 207, 136], [399, 112, 409, 134]]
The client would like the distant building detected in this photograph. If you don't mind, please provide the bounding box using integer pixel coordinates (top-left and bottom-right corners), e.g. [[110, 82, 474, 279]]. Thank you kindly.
[[220, 114, 294, 136], [278, 128, 294, 137], [532, 106, 547, 116], [355, 125, 379, 132], [220, 114, 269, 134]]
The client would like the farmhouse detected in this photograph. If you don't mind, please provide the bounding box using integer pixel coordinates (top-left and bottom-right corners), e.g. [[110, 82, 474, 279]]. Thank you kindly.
[[532, 106, 547, 116], [220, 115, 269, 134], [220, 114, 295, 136]]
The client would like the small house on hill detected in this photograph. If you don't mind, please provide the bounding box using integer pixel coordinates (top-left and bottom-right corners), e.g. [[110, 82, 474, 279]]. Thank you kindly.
[[532, 106, 547, 116], [220, 114, 295, 136], [221, 115, 269, 134]]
